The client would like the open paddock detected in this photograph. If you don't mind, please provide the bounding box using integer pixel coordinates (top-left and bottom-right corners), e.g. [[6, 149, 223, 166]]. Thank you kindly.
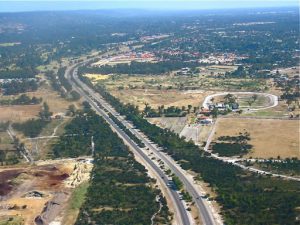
[[110, 88, 213, 110], [0, 105, 41, 122], [213, 118, 299, 159], [26, 83, 81, 114]]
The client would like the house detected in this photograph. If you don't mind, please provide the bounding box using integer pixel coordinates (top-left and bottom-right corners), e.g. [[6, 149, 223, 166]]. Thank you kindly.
[[200, 109, 211, 116], [216, 103, 226, 110], [196, 115, 213, 125]]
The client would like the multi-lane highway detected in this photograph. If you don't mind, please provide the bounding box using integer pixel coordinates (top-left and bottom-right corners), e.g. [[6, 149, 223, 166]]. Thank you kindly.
[[66, 59, 218, 225], [65, 62, 196, 225]]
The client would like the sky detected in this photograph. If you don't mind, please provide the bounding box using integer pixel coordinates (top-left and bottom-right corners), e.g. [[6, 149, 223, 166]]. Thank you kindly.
[[0, 0, 298, 12]]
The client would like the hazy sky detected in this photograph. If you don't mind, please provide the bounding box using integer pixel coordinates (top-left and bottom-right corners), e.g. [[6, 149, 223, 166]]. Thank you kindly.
[[0, 0, 298, 12]]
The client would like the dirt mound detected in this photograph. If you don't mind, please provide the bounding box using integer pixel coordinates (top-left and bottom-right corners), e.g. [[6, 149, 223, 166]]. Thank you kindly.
[[23, 191, 47, 199], [64, 160, 93, 188], [35, 192, 69, 225], [0, 169, 23, 197]]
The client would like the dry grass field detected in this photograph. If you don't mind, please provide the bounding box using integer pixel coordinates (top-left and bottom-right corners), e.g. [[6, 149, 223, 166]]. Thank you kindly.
[[147, 117, 187, 134], [110, 88, 213, 110], [0, 84, 79, 123], [0, 131, 14, 150], [213, 118, 300, 159], [83, 73, 110, 84], [0, 105, 41, 122], [27, 83, 81, 115]]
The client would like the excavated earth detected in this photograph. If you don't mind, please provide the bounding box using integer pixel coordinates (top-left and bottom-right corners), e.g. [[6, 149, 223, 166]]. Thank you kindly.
[[0, 158, 93, 225]]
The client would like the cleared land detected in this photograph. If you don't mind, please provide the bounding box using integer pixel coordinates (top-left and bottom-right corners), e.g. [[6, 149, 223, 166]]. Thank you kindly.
[[0, 105, 41, 122], [0, 159, 92, 225], [101, 73, 268, 92], [148, 117, 187, 134], [213, 118, 300, 159], [83, 74, 109, 83], [111, 88, 212, 110], [26, 83, 81, 115], [0, 83, 80, 123]]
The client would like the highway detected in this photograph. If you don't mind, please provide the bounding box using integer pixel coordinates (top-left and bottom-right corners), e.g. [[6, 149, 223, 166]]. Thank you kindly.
[[65, 63, 193, 225], [67, 61, 218, 224]]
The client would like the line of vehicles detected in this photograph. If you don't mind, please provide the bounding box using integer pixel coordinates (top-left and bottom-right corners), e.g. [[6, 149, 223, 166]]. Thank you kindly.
[[68, 60, 217, 225]]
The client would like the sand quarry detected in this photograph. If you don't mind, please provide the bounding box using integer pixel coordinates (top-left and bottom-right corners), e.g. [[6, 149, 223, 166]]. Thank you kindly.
[[0, 158, 93, 225]]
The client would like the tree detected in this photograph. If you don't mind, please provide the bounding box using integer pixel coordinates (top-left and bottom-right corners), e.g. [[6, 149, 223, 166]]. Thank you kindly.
[[67, 104, 76, 116], [158, 105, 164, 115], [143, 103, 151, 116], [187, 105, 192, 114], [252, 94, 258, 102], [70, 90, 81, 101], [193, 106, 199, 113], [224, 93, 236, 104], [0, 151, 6, 166], [82, 101, 91, 110], [39, 102, 53, 121], [211, 108, 219, 118], [247, 99, 254, 108]]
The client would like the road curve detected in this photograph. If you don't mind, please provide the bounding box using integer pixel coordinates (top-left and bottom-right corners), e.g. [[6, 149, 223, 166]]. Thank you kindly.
[[65, 63, 191, 225], [202, 92, 278, 111]]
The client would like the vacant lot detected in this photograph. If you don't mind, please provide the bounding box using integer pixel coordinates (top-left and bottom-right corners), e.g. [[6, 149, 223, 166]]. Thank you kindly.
[[148, 117, 187, 134], [26, 83, 80, 115], [0, 83, 79, 123], [213, 118, 299, 159], [83, 73, 109, 83], [242, 100, 291, 118], [0, 105, 41, 122], [0, 131, 14, 150], [0, 159, 92, 225], [111, 88, 213, 110]]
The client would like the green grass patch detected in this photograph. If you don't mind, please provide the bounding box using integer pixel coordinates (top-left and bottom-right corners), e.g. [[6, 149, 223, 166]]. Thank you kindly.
[[63, 182, 90, 225], [69, 182, 90, 210], [0, 216, 24, 225]]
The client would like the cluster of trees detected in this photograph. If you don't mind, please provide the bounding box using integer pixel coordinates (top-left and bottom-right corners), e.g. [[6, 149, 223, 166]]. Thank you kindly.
[[13, 119, 49, 138], [276, 77, 299, 108], [144, 104, 188, 118], [45, 68, 80, 101], [223, 93, 237, 104], [253, 158, 300, 176], [225, 66, 248, 78], [79, 60, 199, 75], [57, 67, 72, 92], [13, 102, 52, 137], [94, 84, 300, 225], [0, 122, 20, 166], [0, 94, 42, 106], [0, 68, 37, 79], [1, 79, 38, 95], [211, 132, 252, 157], [51, 110, 171, 224], [45, 69, 70, 98]]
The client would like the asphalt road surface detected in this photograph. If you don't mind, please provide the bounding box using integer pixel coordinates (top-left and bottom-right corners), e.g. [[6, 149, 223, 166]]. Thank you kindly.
[[65, 62, 194, 225]]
